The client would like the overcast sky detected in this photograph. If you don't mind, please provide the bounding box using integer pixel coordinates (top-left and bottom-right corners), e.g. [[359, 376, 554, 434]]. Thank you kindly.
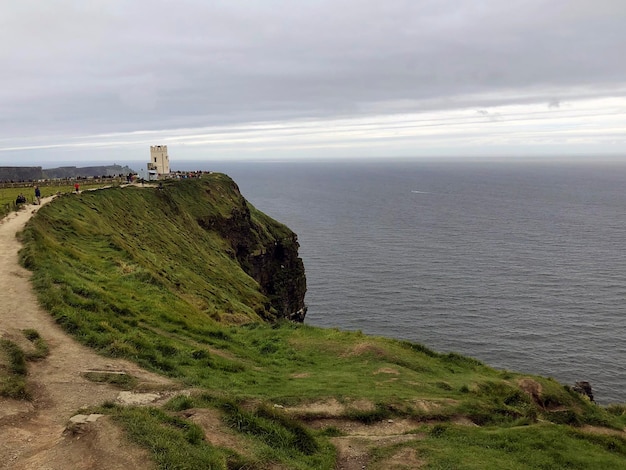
[[1, 0, 625, 165]]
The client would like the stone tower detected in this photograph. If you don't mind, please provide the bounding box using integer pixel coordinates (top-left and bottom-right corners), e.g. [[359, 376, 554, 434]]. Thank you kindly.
[[148, 145, 170, 178]]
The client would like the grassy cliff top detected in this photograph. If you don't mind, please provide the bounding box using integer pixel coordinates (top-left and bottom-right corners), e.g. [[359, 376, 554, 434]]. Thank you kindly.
[[14, 174, 626, 469]]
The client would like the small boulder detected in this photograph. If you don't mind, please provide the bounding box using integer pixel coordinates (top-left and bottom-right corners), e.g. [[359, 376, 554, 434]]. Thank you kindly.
[[69, 414, 104, 424]]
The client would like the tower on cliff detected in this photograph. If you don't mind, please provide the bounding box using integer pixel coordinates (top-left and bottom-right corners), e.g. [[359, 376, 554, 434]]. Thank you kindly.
[[147, 145, 170, 179]]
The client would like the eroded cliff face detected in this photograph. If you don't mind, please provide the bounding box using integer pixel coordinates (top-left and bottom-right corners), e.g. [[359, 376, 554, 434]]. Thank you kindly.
[[196, 180, 307, 322]]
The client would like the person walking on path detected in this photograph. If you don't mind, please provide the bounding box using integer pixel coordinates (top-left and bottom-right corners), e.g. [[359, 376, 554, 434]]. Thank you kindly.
[[74, 182, 80, 193], [34, 185, 41, 205]]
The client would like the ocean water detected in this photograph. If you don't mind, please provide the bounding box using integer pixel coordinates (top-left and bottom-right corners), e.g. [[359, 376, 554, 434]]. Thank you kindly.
[[181, 158, 626, 404]]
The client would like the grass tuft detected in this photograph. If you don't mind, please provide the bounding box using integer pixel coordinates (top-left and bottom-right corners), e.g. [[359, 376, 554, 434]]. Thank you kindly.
[[0, 339, 30, 399], [82, 371, 138, 390], [22, 329, 49, 360]]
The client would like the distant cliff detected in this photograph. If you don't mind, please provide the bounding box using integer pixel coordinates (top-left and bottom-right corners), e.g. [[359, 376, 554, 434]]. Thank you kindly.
[[0, 164, 135, 182], [0, 166, 43, 182], [43, 164, 134, 179]]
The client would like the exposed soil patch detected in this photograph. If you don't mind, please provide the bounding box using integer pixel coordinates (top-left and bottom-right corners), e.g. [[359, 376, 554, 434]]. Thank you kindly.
[[518, 377, 543, 405], [581, 425, 626, 436], [343, 341, 387, 358], [374, 367, 400, 375], [384, 446, 426, 469], [330, 429, 425, 470], [180, 408, 255, 458], [309, 417, 422, 436], [284, 397, 347, 417], [291, 399, 427, 470], [10, 416, 154, 470], [284, 397, 376, 418]]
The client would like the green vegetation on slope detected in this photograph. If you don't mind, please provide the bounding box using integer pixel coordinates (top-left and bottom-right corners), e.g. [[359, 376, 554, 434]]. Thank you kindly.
[[0, 339, 28, 399], [92, 398, 337, 470], [0, 329, 49, 399], [0, 180, 115, 218], [17, 175, 626, 469]]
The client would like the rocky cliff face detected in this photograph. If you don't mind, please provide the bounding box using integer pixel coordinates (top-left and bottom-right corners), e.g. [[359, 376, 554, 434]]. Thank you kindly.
[[43, 164, 135, 179], [245, 233, 307, 322], [0, 166, 44, 182], [195, 179, 307, 322]]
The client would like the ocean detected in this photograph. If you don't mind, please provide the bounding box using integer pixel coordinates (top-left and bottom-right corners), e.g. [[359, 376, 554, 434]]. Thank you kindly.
[[178, 158, 626, 404]]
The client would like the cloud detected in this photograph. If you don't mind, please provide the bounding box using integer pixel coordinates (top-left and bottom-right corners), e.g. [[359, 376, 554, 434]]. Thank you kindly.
[[476, 109, 502, 122], [1, 1, 626, 162], [2, 94, 625, 163]]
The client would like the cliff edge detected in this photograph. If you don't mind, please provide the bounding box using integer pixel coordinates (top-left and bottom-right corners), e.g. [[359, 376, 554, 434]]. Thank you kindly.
[[187, 177, 307, 321], [20, 173, 307, 325]]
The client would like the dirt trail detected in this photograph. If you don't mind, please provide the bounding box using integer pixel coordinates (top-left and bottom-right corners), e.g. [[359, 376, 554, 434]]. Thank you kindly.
[[0, 200, 173, 469]]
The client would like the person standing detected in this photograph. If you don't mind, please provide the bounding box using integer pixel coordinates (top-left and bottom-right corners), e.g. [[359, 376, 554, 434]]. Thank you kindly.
[[34, 186, 41, 205], [74, 182, 80, 193]]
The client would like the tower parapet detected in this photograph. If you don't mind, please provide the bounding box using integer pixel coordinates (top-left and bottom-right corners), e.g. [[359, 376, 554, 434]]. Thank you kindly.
[[148, 145, 170, 179]]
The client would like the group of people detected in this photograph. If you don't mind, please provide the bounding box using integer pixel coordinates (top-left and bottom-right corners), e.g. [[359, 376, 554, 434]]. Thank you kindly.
[[16, 186, 41, 206], [15, 183, 77, 208]]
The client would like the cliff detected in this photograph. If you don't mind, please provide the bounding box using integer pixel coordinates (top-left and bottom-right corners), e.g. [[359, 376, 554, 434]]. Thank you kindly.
[[43, 164, 135, 179], [0, 166, 44, 182], [0, 164, 135, 182], [196, 185, 307, 321], [20, 173, 306, 324], [176, 176, 307, 321]]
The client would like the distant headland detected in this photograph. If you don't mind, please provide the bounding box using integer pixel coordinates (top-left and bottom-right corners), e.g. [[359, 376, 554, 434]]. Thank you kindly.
[[0, 164, 135, 182]]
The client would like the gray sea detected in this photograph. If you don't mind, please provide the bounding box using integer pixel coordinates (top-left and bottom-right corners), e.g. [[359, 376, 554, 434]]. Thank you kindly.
[[178, 158, 626, 404]]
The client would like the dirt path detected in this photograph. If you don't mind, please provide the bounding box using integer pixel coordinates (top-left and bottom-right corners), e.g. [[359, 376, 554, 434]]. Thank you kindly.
[[0, 200, 174, 469]]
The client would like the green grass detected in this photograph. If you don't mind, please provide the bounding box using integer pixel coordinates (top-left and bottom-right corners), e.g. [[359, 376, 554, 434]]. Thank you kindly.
[[0, 330, 49, 399], [0, 181, 116, 218], [82, 371, 138, 390], [0, 339, 29, 399], [22, 328, 49, 360], [17, 174, 626, 468], [97, 403, 229, 469], [94, 399, 336, 470], [410, 423, 626, 469]]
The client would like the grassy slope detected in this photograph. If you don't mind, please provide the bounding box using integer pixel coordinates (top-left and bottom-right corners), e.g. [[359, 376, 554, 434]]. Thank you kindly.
[[0, 181, 114, 218], [17, 175, 626, 469]]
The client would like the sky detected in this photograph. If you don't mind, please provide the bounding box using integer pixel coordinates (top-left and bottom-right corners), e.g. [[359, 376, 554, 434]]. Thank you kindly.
[[1, 0, 625, 166]]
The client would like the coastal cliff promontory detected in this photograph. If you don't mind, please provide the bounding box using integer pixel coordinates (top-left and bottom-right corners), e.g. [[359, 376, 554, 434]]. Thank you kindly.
[[20, 173, 307, 326], [192, 177, 307, 321]]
